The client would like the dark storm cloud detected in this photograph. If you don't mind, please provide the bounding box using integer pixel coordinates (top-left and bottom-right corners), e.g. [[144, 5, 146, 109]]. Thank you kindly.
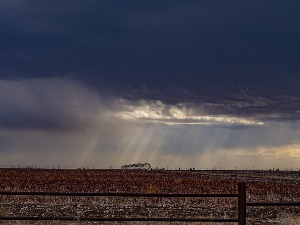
[[0, 1, 299, 79], [2, 1, 300, 169], [0, 0, 300, 119]]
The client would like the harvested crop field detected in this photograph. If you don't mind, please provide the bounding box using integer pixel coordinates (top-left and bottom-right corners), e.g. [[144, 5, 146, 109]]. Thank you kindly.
[[0, 168, 299, 224]]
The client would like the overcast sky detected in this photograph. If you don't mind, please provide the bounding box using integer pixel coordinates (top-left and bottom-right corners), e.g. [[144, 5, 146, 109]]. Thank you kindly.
[[0, 0, 300, 169]]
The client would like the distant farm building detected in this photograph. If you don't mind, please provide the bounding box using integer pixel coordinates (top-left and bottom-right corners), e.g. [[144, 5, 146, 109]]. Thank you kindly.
[[121, 163, 151, 170]]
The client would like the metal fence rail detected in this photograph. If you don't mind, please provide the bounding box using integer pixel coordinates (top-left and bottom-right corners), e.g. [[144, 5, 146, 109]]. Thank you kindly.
[[0, 191, 239, 198], [247, 202, 300, 207], [0, 183, 300, 224], [0, 217, 239, 222]]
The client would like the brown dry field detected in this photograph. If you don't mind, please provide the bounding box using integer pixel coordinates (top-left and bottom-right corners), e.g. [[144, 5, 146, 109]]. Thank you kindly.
[[0, 168, 299, 225]]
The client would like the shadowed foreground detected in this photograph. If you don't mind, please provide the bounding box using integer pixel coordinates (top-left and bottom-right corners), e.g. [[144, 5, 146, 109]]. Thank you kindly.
[[0, 169, 299, 224]]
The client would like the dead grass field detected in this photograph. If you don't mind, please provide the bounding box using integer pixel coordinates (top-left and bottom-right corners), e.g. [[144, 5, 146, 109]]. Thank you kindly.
[[0, 169, 299, 225]]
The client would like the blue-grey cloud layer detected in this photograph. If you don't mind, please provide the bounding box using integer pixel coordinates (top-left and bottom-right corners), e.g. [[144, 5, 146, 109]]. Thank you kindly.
[[1, 1, 300, 98], [0, 1, 300, 168]]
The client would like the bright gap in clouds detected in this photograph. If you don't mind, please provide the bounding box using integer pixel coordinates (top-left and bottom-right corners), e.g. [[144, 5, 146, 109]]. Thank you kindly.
[[114, 99, 264, 126], [0, 78, 299, 169]]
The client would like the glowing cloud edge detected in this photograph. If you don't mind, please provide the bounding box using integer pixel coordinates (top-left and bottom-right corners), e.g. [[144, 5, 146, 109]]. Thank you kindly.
[[113, 99, 264, 126]]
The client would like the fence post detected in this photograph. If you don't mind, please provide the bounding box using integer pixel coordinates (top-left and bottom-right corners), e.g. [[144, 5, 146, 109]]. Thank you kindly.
[[238, 183, 246, 225]]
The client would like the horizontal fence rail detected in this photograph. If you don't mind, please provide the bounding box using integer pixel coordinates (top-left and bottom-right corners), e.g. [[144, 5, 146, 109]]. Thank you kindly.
[[0, 217, 239, 222], [0, 191, 238, 198], [0, 183, 300, 224], [247, 202, 300, 207]]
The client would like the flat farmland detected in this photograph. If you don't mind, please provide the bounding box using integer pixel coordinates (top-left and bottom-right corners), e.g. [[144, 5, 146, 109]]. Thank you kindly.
[[0, 168, 299, 225]]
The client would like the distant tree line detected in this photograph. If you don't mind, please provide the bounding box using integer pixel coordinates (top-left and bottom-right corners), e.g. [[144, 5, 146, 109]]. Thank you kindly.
[[121, 163, 151, 170]]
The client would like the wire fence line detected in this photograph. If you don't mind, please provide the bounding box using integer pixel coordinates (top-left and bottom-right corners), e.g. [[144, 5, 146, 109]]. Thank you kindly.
[[0, 183, 300, 224]]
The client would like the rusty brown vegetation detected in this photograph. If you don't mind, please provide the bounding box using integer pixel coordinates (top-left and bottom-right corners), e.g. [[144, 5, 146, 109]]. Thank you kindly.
[[0, 169, 299, 224]]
